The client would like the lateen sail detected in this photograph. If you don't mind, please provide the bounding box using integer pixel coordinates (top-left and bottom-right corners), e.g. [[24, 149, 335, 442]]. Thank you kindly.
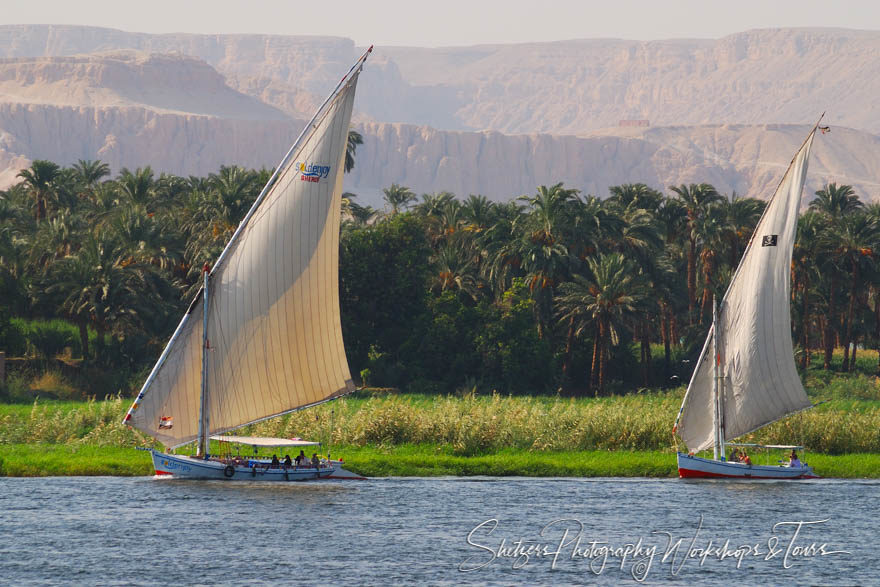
[[676, 125, 818, 453], [125, 61, 364, 448]]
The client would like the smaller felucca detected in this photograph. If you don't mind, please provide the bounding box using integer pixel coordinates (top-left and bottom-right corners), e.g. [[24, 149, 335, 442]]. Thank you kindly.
[[123, 48, 372, 481], [673, 120, 825, 480]]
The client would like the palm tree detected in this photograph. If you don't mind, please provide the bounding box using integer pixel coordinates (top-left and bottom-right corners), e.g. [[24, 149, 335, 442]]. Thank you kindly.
[[153, 172, 190, 212], [345, 130, 363, 173], [810, 183, 864, 369], [611, 205, 665, 384], [0, 190, 30, 312], [792, 211, 824, 368], [613, 206, 662, 268], [116, 167, 156, 208], [720, 194, 765, 268], [109, 205, 182, 271], [515, 183, 581, 338], [518, 183, 580, 244], [0, 184, 34, 288], [430, 241, 483, 301], [17, 160, 60, 221], [28, 211, 86, 273], [46, 232, 167, 360], [555, 253, 646, 394], [825, 211, 879, 371], [72, 159, 110, 187], [342, 192, 377, 227], [669, 183, 722, 324], [693, 203, 730, 324], [50, 168, 82, 215], [479, 202, 523, 299], [415, 192, 456, 218], [867, 203, 880, 374], [209, 165, 258, 221], [81, 182, 123, 229], [608, 183, 664, 213], [460, 194, 495, 231], [436, 200, 464, 240], [810, 183, 862, 218], [383, 184, 417, 215]]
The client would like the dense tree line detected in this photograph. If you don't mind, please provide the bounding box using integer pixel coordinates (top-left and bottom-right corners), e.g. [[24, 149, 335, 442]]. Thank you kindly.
[[0, 154, 878, 396]]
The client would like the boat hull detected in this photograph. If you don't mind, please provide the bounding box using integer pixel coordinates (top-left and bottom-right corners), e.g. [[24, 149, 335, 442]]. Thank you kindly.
[[151, 450, 366, 481], [677, 452, 818, 480]]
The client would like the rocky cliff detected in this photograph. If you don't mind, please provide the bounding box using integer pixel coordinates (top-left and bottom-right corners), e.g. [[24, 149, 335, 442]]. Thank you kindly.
[[1, 25, 879, 134], [0, 51, 288, 120], [346, 122, 880, 205], [382, 28, 880, 134], [1, 94, 876, 204], [0, 27, 878, 203]]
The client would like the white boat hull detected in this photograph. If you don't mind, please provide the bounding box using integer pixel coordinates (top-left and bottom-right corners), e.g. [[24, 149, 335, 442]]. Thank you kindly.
[[150, 450, 366, 481], [677, 452, 818, 479]]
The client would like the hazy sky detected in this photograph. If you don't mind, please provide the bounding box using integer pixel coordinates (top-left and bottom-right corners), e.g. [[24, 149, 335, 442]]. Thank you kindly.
[[6, 0, 880, 47]]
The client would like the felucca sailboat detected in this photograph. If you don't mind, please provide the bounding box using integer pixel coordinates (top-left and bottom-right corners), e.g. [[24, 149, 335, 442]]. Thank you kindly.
[[674, 120, 824, 480], [122, 48, 372, 481]]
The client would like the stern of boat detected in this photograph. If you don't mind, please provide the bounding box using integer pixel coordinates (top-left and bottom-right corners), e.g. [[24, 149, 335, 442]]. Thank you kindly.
[[325, 460, 367, 480]]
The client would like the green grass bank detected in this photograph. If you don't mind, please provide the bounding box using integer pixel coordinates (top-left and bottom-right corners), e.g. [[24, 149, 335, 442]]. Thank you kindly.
[[1, 370, 878, 478], [2, 444, 879, 478]]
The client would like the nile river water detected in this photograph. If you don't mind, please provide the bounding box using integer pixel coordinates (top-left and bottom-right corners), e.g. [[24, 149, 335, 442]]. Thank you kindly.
[[0, 476, 876, 585]]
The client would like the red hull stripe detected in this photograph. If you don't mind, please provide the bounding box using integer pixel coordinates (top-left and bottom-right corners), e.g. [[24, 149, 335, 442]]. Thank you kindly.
[[154, 470, 173, 476], [679, 468, 817, 480]]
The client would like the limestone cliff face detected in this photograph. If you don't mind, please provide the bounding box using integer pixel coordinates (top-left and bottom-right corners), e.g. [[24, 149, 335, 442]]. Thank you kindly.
[[384, 28, 880, 134], [0, 51, 289, 120], [0, 27, 878, 204], [2, 25, 880, 134], [345, 122, 880, 205], [0, 102, 304, 182], [0, 25, 415, 123], [0, 101, 877, 204]]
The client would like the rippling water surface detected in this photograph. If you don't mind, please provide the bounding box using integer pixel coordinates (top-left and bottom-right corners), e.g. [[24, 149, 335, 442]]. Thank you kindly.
[[0, 476, 876, 585]]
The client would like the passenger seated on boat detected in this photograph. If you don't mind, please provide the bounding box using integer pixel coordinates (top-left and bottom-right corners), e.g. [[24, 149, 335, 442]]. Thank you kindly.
[[311, 453, 319, 468], [283, 455, 292, 468], [739, 452, 752, 465], [271, 454, 280, 468], [788, 451, 802, 468], [730, 449, 740, 463], [295, 450, 306, 467]]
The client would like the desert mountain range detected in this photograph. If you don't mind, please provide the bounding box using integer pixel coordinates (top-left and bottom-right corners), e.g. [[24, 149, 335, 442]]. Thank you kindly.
[[0, 25, 878, 204]]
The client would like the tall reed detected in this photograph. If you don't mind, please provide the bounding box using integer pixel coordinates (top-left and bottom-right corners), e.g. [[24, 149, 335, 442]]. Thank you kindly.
[[2, 390, 878, 455]]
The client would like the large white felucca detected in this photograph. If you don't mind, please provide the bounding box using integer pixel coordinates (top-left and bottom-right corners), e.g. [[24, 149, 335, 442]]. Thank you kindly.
[[123, 48, 372, 481], [674, 120, 825, 480]]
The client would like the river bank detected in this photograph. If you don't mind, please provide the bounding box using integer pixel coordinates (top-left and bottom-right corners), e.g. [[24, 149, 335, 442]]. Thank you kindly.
[[2, 443, 879, 478], [2, 379, 878, 477]]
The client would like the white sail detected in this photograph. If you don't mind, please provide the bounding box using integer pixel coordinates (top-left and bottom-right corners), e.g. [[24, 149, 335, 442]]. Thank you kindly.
[[675, 125, 818, 453], [125, 61, 364, 448]]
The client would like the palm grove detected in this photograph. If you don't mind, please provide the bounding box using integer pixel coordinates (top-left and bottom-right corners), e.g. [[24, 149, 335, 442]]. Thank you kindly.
[[0, 139, 878, 397]]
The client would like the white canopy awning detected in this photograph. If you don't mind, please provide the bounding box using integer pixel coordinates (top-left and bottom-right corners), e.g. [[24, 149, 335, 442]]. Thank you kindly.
[[211, 435, 321, 447]]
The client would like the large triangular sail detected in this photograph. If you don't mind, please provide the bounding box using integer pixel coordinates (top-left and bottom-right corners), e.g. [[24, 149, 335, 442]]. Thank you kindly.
[[675, 123, 819, 453], [124, 51, 369, 448]]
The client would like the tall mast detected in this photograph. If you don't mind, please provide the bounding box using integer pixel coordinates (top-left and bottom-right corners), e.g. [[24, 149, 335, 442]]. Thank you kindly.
[[196, 263, 210, 457], [712, 295, 720, 460]]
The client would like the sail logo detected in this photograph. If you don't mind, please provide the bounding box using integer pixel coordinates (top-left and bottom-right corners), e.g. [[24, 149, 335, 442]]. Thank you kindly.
[[295, 161, 331, 183], [762, 235, 778, 247]]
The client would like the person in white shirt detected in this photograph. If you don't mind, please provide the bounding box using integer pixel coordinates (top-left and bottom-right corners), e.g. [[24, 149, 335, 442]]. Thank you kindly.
[[788, 450, 802, 468]]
